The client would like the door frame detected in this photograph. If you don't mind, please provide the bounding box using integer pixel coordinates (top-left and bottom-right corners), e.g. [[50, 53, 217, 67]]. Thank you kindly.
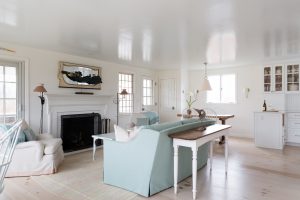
[[0, 54, 29, 123]]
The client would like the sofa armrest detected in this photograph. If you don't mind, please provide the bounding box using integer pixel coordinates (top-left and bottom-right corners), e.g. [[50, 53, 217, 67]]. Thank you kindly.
[[14, 141, 44, 162], [16, 141, 43, 149], [37, 133, 54, 140], [103, 129, 160, 197], [39, 138, 62, 155]]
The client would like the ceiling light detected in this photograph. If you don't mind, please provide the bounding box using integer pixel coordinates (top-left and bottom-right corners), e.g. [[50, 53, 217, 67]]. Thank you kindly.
[[199, 62, 212, 91]]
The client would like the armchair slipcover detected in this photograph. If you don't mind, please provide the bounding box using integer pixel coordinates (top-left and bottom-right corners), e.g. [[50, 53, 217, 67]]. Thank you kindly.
[[5, 121, 64, 177]]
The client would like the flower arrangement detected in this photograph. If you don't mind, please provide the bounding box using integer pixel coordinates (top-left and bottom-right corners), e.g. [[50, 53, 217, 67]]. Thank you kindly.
[[186, 91, 198, 111]]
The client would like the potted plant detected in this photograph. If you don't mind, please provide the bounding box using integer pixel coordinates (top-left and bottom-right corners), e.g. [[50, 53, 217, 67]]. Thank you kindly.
[[186, 92, 198, 116]]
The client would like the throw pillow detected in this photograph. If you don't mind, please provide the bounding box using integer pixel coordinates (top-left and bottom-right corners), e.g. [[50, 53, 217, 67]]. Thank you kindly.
[[18, 119, 38, 141], [130, 126, 142, 138], [114, 125, 142, 142], [0, 124, 26, 144], [23, 128, 37, 141], [114, 124, 130, 142]]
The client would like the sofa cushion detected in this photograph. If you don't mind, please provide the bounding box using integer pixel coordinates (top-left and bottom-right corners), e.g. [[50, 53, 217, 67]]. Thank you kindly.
[[40, 138, 62, 155], [181, 118, 216, 125], [181, 118, 200, 124], [161, 119, 216, 135], [185, 120, 215, 129], [143, 121, 182, 132]]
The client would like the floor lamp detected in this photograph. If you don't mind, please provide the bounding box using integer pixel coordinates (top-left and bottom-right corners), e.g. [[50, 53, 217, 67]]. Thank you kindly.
[[115, 89, 128, 125], [33, 84, 47, 134]]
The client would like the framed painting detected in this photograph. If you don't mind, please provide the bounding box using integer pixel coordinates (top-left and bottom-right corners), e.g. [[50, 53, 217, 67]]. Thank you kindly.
[[58, 61, 102, 89]]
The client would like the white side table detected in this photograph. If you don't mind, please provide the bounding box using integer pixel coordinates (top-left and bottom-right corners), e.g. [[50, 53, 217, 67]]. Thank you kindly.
[[92, 133, 115, 161]]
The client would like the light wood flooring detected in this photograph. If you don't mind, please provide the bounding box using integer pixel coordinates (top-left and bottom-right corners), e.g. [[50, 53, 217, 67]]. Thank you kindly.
[[1, 137, 300, 200]]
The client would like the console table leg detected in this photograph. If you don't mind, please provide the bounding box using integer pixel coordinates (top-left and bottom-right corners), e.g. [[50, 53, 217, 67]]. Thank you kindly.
[[174, 145, 179, 194], [93, 138, 96, 161], [225, 135, 228, 175], [210, 141, 213, 171], [192, 147, 198, 200]]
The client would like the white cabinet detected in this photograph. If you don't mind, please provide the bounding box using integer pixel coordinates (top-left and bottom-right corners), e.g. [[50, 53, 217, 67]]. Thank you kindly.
[[286, 64, 300, 93], [263, 66, 272, 92], [254, 112, 285, 149], [263, 65, 284, 93], [286, 112, 300, 144]]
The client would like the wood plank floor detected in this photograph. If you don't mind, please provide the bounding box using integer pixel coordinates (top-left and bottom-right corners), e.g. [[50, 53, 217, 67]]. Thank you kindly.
[[1, 137, 300, 200]]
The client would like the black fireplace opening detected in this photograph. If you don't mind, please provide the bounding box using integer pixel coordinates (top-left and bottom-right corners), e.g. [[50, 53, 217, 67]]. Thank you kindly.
[[61, 113, 101, 152]]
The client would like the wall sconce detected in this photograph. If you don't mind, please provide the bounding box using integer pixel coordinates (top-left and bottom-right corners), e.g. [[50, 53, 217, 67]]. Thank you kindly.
[[243, 88, 250, 98]]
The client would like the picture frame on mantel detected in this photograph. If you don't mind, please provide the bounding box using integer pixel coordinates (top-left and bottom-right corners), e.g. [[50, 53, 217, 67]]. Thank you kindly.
[[58, 61, 102, 90]]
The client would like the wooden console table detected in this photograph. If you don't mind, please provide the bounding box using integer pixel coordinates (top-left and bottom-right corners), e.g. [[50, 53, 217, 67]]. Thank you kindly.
[[177, 113, 234, 144], [169, 124, 231, 199], [177, 113, 234, 123]]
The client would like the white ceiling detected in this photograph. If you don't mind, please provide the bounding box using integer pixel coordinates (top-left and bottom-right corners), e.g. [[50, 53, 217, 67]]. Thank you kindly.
[[0, 0, 300, 69]]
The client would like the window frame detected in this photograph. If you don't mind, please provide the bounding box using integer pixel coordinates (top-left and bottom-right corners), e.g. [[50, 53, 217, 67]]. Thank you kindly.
[[142, 78, 154, 106], [206, 73, 237, 104], [118, 72, 134, 114], [0, 61, 25, 125]]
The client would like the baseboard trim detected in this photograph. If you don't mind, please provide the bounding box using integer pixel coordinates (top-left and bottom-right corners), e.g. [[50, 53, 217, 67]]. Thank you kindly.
[[64, 145, 103, 156], [286, 142, 300, 147]]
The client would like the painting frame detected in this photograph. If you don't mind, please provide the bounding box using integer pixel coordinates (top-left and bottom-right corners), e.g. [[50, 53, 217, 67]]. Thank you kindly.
[[58, 61, 102, 90]]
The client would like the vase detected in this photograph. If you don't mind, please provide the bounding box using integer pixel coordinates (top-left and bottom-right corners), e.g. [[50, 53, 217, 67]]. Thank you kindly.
[[187, 109, 192, 116]]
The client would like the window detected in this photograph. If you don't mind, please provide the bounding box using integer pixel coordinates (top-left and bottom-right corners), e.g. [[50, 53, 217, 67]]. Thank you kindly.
[[207, 74, 236, 104], [0, 61, 24, 125], [142, 78, 153, 106], [118, 73, 133, 113]]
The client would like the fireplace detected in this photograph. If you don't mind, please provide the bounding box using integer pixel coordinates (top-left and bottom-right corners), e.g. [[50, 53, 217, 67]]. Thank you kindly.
[[61, 113, 101, 152]]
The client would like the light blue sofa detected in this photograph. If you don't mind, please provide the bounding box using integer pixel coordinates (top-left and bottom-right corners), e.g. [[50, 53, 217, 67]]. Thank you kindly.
[[103, 118, 215, 197], [136, 111, 159, 126]]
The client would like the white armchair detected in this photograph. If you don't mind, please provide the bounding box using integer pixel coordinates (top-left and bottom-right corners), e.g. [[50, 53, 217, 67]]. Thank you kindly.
[[6, 123, 64, 177], [0, 120, 23, 193], [130, 111, 159, 126]]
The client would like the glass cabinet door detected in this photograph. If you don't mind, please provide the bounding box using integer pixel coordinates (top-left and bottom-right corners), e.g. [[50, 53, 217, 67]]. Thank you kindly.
[[264, 67, 271, 92], [274, 65, 283, 92], [287, 64, 299, 92]]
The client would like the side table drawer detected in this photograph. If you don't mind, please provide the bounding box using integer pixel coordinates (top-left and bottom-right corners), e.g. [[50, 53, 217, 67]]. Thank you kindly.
[[287, 113, 300, 119], [287, 129, 300, 143], [288, 120, 300, 129]]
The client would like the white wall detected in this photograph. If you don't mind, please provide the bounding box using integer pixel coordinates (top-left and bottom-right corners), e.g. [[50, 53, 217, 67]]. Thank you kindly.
[[189, 65, 265, 138], [0, 42, 157, 133], [1, 41, 294, 138]]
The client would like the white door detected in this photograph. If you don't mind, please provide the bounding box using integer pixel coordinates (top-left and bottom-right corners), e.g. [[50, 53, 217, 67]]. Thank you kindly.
[[141, 77, 157, 112], [159, 78, 177, 122]]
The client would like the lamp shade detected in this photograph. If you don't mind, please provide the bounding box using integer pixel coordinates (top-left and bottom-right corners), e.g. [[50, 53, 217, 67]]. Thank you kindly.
[[120, 89, 128, 95], [33, 84, 47, 93], [199, 78, 212, 91]]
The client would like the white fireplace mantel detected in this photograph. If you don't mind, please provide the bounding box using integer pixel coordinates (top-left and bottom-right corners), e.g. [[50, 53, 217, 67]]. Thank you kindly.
[[46, 93, 112, 138]]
